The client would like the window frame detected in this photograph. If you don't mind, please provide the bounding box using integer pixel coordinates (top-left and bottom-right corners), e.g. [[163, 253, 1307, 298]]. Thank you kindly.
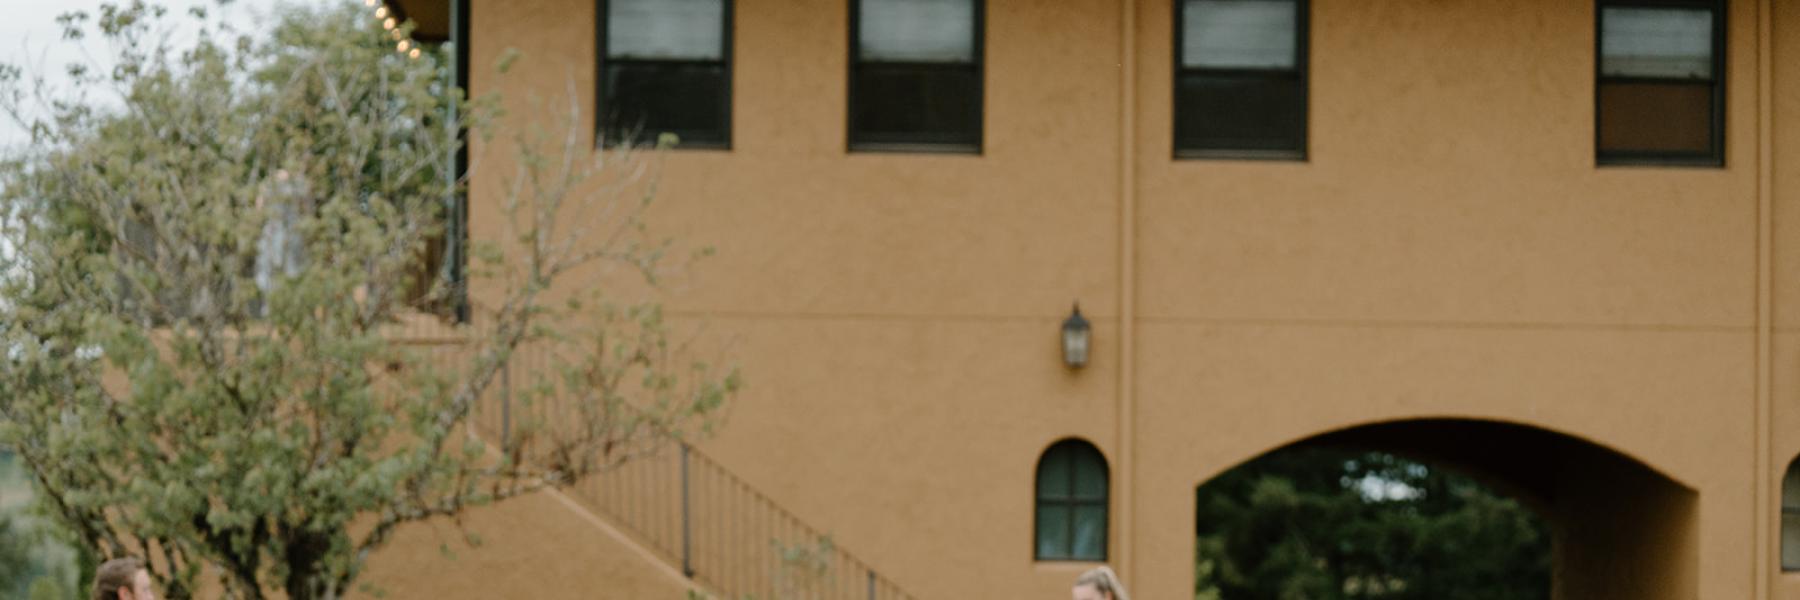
[[846, 0, 986, 154], [1172, 0, 1310, 160], [1783, 458, 1800, 572], [1033, 438, 1110, 562], [1593, 0, 1725, 167], [594, 0, 735, 150]]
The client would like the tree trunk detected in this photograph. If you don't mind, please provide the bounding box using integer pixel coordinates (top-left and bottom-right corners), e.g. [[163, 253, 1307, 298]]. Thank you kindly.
[[284, 530, 337, 600]]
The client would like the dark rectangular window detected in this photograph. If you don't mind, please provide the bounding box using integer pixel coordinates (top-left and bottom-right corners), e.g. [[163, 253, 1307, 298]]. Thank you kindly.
[[1596, 0, 1723, 166], [598, 0, 732, 148], [1175, 0, 1308, 159], [849, 0, 983, 152]]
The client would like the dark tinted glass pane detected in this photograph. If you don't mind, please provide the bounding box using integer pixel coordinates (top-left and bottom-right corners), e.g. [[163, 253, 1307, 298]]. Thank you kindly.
[[1038, 453, 1071, 500], [1785, 512, 1800, 571], [1597, 81, 1712, 154], [601, 62, 728, 146], [1073, 453, 1106, 501], [1072, 504, 1108, 560], [1175, 73, 1304, 153], [1786, 464, 1800, 510], [1036, 504, 1072, 559], [850, 64, 980, 147]]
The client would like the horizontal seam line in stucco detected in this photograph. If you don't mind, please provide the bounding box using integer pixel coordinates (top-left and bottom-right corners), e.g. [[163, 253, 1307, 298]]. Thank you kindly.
[[659, 309, 1753, 333], [1138, 316, 1751, 333], [663, 309, 1063, 323]]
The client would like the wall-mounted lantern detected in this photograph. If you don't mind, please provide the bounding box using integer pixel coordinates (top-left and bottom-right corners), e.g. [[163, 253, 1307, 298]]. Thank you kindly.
[[1061, 304, 1091, 369]]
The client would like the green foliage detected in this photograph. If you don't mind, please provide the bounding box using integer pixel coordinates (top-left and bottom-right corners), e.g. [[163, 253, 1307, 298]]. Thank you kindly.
[[28, 578, 72, 600], [0, 513, 29, 593], [0, 2, 738, 599], [771, 534, 835, 598], [0, 451, 84, 600], [1194, 448, 1551, 600]]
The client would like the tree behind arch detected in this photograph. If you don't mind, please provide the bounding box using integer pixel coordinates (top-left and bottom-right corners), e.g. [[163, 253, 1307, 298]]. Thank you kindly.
[[1194, 447, 1550, 600]]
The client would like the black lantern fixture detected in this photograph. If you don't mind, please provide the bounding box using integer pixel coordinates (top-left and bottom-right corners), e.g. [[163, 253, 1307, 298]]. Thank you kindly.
[[1061, 303, 1091, 369]]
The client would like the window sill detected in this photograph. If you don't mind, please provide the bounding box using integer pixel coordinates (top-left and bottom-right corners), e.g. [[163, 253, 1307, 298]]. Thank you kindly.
[[600, 141, 731, 152], [1033, 559, 1109, 571], [1174, 147, 1306, 161], [1596, 154, 1723, 168], [848, 141, 981, 155], [667, 141, 732, 151], [596, 131, 731, 152]]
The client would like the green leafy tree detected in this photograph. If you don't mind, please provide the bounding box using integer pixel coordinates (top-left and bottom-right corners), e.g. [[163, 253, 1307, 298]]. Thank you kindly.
[[0, 2, 739, 599], [0, 449, 84, 600], [1195, 448, 1551, 600], [0, 513, 30, 593]]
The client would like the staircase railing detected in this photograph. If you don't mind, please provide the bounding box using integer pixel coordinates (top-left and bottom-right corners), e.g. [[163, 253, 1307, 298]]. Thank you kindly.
[[453, 349, 919, 600], [571, 443, 916, 600]]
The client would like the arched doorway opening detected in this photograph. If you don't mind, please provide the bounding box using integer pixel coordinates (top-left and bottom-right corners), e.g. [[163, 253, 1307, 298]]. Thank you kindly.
[[1194, 419, 1696, 600]]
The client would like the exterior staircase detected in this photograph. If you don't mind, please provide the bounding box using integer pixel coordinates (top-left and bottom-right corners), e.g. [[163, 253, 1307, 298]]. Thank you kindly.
[[565, 443, 916, 600], [443, 345, 918, 600]]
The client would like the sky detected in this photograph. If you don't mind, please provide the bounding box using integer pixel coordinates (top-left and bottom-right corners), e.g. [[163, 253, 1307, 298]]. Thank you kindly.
[[0, 0, 321, 151]]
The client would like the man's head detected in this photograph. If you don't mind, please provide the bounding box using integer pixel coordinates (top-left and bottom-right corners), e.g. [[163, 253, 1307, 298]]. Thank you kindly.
[[92, 557, 155, 600]]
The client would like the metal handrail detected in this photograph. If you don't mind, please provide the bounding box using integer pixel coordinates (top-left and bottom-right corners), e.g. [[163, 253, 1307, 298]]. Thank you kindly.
[[443, 340, 919, 600], [580, 443, 917, 600]]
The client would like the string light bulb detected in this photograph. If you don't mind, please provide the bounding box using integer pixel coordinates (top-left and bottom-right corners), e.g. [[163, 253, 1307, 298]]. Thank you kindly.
[[369, 0, 418, 59]]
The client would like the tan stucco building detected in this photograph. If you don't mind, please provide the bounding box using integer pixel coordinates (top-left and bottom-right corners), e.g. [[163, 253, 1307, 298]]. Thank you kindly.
[[367, 0, 1800, 598]]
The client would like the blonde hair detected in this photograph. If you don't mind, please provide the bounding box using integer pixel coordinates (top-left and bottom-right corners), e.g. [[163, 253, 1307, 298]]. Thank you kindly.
[[1074, 565, 1131, 600]]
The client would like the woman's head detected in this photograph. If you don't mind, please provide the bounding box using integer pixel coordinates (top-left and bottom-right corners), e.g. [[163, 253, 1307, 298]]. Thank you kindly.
[[1072, 565, 1130, 600]]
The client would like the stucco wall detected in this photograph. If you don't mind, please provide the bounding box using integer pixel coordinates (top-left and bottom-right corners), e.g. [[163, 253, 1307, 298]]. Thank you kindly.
[[356, 490, 697, 599], [372, 0, 1800, 598], [1771, 0, 1800, 594]]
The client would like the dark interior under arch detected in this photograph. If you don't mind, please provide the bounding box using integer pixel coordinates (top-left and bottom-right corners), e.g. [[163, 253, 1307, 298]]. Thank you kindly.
[[1196, 419, 1696, 600]]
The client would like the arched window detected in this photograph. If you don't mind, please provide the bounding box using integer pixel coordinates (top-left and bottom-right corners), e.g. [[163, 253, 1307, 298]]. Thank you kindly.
[[1035, 439, 1108, 561], [1784, 458, 1800, 571]]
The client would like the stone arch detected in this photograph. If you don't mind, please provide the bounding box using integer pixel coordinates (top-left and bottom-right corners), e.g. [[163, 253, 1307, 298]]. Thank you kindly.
[[1196, 418, 1697, 600]]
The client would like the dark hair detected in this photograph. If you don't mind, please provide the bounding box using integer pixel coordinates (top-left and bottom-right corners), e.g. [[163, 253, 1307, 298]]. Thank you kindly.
[[92, 557, 145, 600]]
